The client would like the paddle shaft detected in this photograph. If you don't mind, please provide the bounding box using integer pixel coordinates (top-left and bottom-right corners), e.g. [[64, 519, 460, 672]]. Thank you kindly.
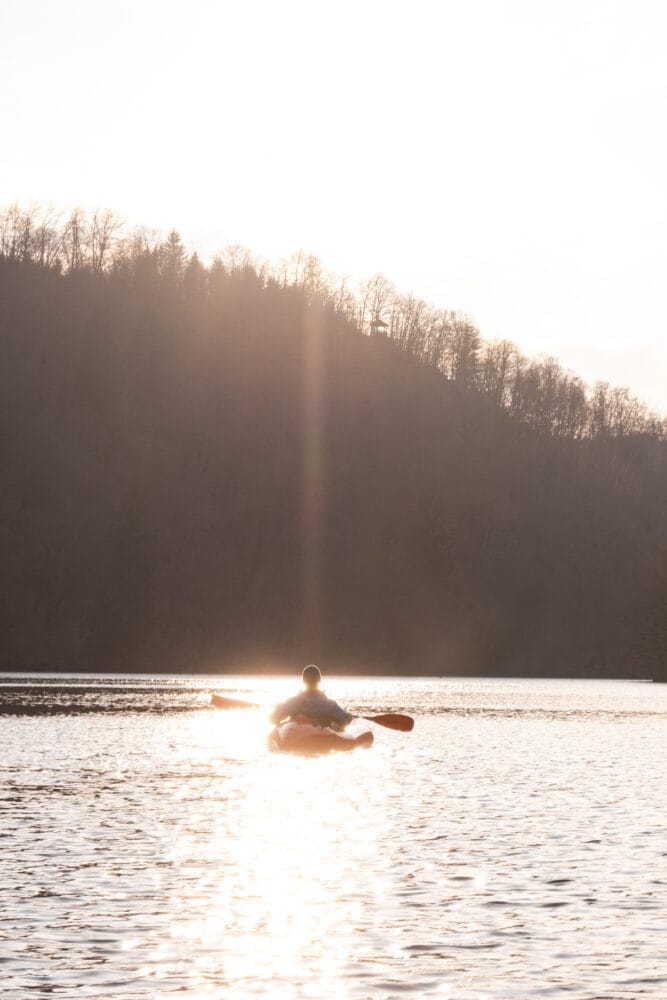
[[360, 713, 414, 732]]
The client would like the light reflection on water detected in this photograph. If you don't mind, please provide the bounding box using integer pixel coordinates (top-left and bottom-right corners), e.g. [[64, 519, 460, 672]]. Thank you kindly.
[[1, 676, 666, 998]]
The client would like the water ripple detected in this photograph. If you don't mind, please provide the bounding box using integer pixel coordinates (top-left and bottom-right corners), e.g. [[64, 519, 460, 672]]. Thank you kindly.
[[1, 675, 666, 998]]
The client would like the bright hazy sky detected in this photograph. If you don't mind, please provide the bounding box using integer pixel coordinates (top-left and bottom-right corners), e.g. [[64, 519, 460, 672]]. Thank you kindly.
[[2, 0, 666, 410]]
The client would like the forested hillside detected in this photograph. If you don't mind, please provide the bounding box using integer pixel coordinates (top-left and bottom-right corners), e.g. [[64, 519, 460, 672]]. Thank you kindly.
[[1, 205, 665, 678]]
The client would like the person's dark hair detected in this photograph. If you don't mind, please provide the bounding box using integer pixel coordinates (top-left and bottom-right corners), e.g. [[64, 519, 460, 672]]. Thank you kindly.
[[302, 664, 322, 689]]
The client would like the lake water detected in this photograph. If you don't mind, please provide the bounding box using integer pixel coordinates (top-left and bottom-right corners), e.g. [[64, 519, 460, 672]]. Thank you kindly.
[[1, 674, 666, 999]]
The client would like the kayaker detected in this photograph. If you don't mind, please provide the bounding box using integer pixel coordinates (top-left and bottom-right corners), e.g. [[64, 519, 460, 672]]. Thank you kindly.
[[269, 665, 353, 730]]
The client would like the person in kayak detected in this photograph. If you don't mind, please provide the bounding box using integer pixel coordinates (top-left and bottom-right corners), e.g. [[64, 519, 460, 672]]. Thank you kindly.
[[269, 665, 353, 730]]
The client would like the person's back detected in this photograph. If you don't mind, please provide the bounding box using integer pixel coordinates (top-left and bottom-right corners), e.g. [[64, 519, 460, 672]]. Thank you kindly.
[[269, 665, 353, 730]]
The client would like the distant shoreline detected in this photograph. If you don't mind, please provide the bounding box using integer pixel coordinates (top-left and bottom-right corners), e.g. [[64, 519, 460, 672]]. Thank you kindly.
[[0, 666, 658, 682]]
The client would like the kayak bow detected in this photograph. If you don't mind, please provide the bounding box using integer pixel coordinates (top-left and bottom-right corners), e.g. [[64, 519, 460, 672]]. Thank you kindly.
[[268, 720, 374, 754]]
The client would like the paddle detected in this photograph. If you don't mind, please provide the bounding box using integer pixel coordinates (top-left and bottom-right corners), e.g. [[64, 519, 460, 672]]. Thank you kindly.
[[210, 693, 414, 731], [211, 694, 260, 709], [364, 712, 414, 732]]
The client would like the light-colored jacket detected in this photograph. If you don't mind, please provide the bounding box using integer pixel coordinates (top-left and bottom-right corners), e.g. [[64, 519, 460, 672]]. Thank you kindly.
[[269, 690, 353, 728]]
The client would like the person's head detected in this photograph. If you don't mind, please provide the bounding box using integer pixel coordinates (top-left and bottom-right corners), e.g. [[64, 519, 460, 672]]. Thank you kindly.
[[301, 664, 322, 690]]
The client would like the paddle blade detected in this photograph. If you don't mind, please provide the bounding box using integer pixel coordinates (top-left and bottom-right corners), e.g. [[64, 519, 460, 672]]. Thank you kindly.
[[211, 693, 259, 710], [363, 713, 414, 732]]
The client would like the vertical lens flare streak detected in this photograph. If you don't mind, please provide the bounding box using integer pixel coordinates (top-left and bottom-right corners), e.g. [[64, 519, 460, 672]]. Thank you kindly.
[[301, 307, 326, 653]]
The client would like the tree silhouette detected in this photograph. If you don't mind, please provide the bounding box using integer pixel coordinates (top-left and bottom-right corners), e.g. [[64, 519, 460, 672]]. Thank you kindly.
[[1, 202, 665, 676]]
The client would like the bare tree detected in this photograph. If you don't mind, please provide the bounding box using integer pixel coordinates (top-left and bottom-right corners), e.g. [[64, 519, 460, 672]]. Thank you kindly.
[[89, 208, 123, 273], [0, 203, 36, 261], [32, 205, 64, 268], [220, 243, 256, 275], [444, 315, 481, 389], [479, 338, 517, 407], [390, 293, 432, 355], [589, 381, 611, 438], [357, 273, 395, 335], [61, 208, 87, 272]]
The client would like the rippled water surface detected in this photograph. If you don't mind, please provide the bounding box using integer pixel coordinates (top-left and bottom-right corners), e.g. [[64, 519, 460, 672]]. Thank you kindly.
[[1, 675, 666, 999]]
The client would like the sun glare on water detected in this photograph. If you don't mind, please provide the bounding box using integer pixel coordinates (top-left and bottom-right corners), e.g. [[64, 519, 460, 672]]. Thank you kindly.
[[158, 704, 387, 997]]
